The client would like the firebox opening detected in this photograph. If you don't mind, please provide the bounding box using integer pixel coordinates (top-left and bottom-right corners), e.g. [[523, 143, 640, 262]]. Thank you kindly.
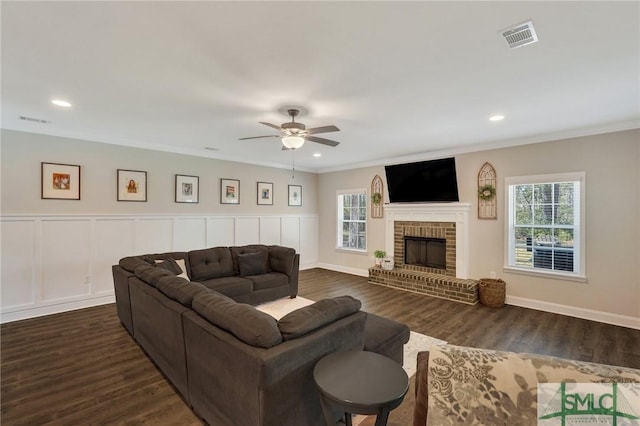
[[404, 236, 446, 269]]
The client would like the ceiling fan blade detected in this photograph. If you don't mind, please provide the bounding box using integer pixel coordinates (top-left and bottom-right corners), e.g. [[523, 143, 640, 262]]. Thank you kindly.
[[239, 135, 279, 140], [306, 125, 340, 135], [259, 121, 283, 131], [305, 135, 340, 147]]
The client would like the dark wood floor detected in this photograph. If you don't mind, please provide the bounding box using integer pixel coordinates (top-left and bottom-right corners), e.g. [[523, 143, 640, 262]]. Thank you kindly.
[[2, 268, 639, 425]]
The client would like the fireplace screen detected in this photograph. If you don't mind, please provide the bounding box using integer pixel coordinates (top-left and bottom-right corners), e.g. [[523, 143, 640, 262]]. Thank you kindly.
[[404, 236, 446, 269]]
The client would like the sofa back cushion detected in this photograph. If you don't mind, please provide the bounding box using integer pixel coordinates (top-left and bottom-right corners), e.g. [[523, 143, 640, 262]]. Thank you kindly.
[[156, 276, 209, 307], [134, 264, 176, 287], [192, 291, 283, 349], [188, 247, 234, 281], [268, 246, 296, 274], [230, 245, 271, 275], [278, 296, 362, 341]]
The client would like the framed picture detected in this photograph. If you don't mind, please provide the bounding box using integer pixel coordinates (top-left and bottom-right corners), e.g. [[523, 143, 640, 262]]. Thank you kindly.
[[41, 162, 81, 200], [117, 169, 147, 202], [288, 184, 302, 206], [257, 182, 273, 205], [175, 174, 199, 203], [220, 178, 240, 204]]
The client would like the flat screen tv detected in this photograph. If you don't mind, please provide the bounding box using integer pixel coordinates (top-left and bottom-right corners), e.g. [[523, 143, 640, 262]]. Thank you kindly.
[[385, 157, 459, 203]]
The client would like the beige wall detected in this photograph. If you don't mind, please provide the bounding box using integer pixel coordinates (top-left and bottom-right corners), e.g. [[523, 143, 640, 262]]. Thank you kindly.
[[1, 129, 318, 215], [318, 129, 640, 319]]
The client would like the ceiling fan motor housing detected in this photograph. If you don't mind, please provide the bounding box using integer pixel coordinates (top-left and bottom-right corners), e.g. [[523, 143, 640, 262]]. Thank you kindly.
[[282, 122, 306, 133]]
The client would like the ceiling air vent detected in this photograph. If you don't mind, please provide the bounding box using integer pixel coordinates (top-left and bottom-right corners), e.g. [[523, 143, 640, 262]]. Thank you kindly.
[[19, 115, 50, 124], [500, 20, 538, 49]]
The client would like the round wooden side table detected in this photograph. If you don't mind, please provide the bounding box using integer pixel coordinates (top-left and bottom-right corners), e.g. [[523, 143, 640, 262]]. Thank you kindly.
[[313, 350, 409, 426]]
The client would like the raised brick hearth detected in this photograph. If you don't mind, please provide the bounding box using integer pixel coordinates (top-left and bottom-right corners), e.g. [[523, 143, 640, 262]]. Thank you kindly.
[[368, 267, 478, 304], [368, 203, 479, 304]]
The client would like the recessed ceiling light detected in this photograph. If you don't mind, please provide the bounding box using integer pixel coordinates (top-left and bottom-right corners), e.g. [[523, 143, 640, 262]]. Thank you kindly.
[[51, 99, 72, 107], [489, 115, 504, 121], [313, 153, 322, 158]]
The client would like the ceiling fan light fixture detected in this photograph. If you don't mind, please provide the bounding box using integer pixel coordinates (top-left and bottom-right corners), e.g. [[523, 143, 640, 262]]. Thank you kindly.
[[282, 136, 305, 149]]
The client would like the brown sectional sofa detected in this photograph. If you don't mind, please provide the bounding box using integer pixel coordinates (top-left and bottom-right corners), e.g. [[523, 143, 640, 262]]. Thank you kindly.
[[112, 245, 410, 426]]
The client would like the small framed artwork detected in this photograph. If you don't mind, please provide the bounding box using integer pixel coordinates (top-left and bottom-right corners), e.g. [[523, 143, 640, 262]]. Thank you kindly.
[[220, 178, 240, 204], [288, 184, 302, 206], [257, 181, 274, 205], [41, 162, 81, 200], [175, 174, 199, 203], [117, 169, 147, 202]]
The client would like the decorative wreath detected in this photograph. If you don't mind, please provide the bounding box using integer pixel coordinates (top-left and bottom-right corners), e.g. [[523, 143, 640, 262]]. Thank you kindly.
[[371, 192, 382, 204], [478, 184, 496, 201]]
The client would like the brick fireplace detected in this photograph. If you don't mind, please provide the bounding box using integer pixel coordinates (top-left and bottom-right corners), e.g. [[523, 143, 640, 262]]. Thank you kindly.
[[368, 203, 479, 304]]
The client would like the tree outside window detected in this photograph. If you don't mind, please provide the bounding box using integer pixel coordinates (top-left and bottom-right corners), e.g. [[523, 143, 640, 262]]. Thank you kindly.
[[506, 172, 585, 279], [337, 190, 367, 251]]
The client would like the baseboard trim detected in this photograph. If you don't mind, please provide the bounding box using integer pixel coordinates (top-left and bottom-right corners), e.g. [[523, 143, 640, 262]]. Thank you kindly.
[[314, 263, 369, 277], [0, 295, 116, 324], [306, 264, 640, 330], [506, 295, 640, 330]]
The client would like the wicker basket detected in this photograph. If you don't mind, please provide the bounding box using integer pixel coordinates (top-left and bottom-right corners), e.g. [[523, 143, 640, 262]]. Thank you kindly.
[[479, 278, 506, 308]]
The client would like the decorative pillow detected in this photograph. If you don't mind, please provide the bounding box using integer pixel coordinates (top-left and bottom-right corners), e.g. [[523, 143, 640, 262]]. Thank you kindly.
[[238, 252, 266, 277], [192, 291, 282, 349], [154, 258, 183, 274], [155, 258, 188, 279], [278, 296, 362, 341]]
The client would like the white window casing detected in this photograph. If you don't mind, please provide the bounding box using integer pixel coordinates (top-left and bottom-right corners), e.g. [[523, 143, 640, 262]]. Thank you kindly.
[[504, 172, 586, 282]]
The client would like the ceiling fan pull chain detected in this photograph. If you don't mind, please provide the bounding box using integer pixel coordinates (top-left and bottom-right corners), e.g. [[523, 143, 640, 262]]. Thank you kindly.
[[291, 150, 295, 179]]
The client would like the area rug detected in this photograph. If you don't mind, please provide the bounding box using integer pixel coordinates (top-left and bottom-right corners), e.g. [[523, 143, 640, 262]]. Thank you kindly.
[[255, 296, 314, 319]]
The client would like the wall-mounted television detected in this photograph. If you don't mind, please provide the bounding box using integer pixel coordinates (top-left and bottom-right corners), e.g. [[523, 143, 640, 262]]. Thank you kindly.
[[385, 157, 459, 203]]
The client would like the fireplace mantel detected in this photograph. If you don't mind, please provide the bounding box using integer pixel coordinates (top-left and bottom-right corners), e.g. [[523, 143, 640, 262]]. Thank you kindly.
[[384, 202, 471, 279]]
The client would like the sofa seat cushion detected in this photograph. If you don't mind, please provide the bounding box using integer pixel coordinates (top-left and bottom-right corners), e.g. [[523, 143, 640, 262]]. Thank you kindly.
[[192, 291, 282, 348], [247, 272, 288, 291], [199, 276, 253, 298], [278, 296, 362, 341], [188, 247, 234, 281], [156, 276, 209, 307], [424, 344, 640, 425], [134, 264, 176, 287], [231, 245, 271, 275]]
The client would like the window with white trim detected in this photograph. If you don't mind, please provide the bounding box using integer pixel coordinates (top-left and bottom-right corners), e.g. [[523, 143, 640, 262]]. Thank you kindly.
[[505, 172, 585, 280], [337, 189, 367, 251]]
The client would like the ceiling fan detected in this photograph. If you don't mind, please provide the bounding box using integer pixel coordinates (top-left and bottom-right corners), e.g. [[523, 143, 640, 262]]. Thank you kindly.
[[239, 109, 340, 149]]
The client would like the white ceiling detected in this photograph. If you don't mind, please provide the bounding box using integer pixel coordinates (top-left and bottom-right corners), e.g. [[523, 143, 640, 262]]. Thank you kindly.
[[2, 1, 638, 173]]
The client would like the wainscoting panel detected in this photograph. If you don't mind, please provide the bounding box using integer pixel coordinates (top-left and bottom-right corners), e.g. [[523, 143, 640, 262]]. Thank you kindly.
[[235, 217, 260, 246], [1, 220, 36, 308], [173, 218, 207, 251], [259, 217, 281, 245], [300, 216, 319, 268], [136, 219, 173, 254], [207, 217, 235, 247], [281, 217, 301, 253], [1, 214, 319, 322], [41, 219, 92, 302], [93, 219, 136, 294]]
